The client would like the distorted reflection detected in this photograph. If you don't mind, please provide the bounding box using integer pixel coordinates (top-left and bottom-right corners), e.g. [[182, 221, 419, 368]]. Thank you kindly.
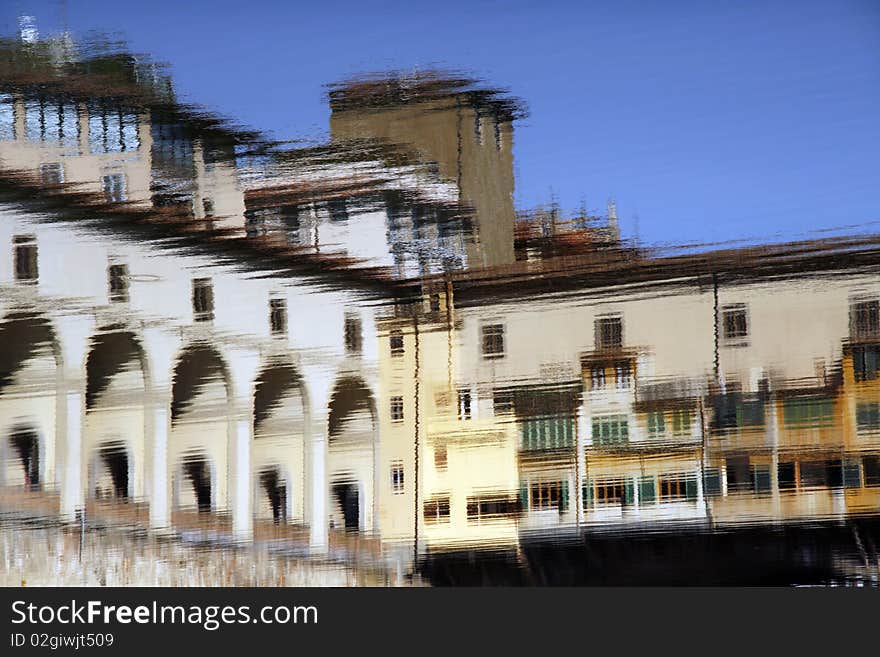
[[0, 26, 878, 587]]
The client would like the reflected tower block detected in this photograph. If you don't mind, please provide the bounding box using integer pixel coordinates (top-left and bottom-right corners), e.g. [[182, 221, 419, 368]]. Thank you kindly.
[[328, 72, 524, 270]]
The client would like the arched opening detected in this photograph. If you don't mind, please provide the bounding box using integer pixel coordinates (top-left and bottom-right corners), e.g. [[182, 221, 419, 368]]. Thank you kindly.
[[259, 467, 288, 525], [327, 375, 378, 533], [170, 344, 229, 526], [171, 344, 230, 422], [0, 313, 58, 394], [83, 328, 147, 506], [180, 454, 213, 513], [252, 360, 308, 528], [91, 442, 130, 500], [0, 313, 58, 493], [8, 426, 40, 490], [85, 328, 148, 410]]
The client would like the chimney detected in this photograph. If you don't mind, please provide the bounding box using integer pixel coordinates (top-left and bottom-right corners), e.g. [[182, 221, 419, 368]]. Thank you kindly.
[[607, 198, 620, 240]]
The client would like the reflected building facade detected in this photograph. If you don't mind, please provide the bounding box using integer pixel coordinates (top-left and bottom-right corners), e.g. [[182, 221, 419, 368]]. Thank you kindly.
[[1, 30, 878, 584]]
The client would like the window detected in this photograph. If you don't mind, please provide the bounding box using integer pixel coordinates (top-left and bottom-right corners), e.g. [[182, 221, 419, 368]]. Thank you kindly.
[[864, 456, 880, 487], [672, 409, 692, 435], [521, 415, 575, 451], [853, 345, 880, 382], [782, 396, 835, 428], [493, 390, 514, 416], [202, 198, 215, 218], [466, 494, 519, 522], [457, 388, 472, 421], [639, 476, 657, 504], [843, 459, 862, 489], [23, 98, 78, 148], [39, 162, 63, 185], [593, 478, 634, 506], [856, 402, 880, 432], [481, 324, 505, 358], [327, 198, 348, 223], [89, 105, 139, 154], [659, 473, 698, 502], [424, 496, 450, 523], [590, 366, 606, 390], [13, 235, 38, 282], [615, 361, 631, 388], [101, 173, 126, 203], [595, 315, 623, 350], [529, 480, 569, 512], [108, 263, 129, 303], [269, 297, 287, 336], [344, 314, 362, 354], [493, 118, 503, 151], [752, 465, 772, 495], [646, 411, 666, 436], [391, 462, 404, 494], [850, 298, 880, 341], [434, 444, 447, 470], [712, 394, 765, 430], [192, 278, 214, 322], [592, 415, 628, 446], [777, 462, 796, 490], [473, 111, 483, 144], [389, 329, 404, 357], [429, 293, 441, 313], [390, 396, 404, 422], [722, 304, 749, 344]]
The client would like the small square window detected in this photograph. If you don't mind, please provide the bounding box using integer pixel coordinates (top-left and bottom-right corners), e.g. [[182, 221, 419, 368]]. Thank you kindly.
[[434, 445, 448, 470], [39, 162, 63, 185], [722, 304, 749, 344], [481, 324, 505, 358], [390, 396, 404, 422], [595, 316, 623, 350]]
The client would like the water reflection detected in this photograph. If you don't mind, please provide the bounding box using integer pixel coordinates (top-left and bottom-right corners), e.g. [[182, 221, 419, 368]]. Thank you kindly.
[[1, 28, 879, 586]]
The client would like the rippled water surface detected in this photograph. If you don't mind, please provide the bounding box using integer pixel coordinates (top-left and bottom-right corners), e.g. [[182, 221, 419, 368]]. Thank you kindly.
[[1, 11, 879, 587]]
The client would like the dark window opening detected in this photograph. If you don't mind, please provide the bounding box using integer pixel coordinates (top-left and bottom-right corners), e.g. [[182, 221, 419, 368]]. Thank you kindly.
[[482, 324, 505, 358], [344, 314, 363, 355], [390, 396, 404, 422], [722, 304, 749, 343], [192, 278, 214, 322], [595, 316, 623, 350], [13, 235, 38, 282], [424, 496, 450, 523], [9, 428, 40, 490], [389, 329, 404, 357], [108, 263, 129, 303], [269, 297, 287, 336]]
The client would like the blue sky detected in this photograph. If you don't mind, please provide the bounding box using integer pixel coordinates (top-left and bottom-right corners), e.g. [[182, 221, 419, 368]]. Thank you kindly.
[[3, 0, 878, 247]]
